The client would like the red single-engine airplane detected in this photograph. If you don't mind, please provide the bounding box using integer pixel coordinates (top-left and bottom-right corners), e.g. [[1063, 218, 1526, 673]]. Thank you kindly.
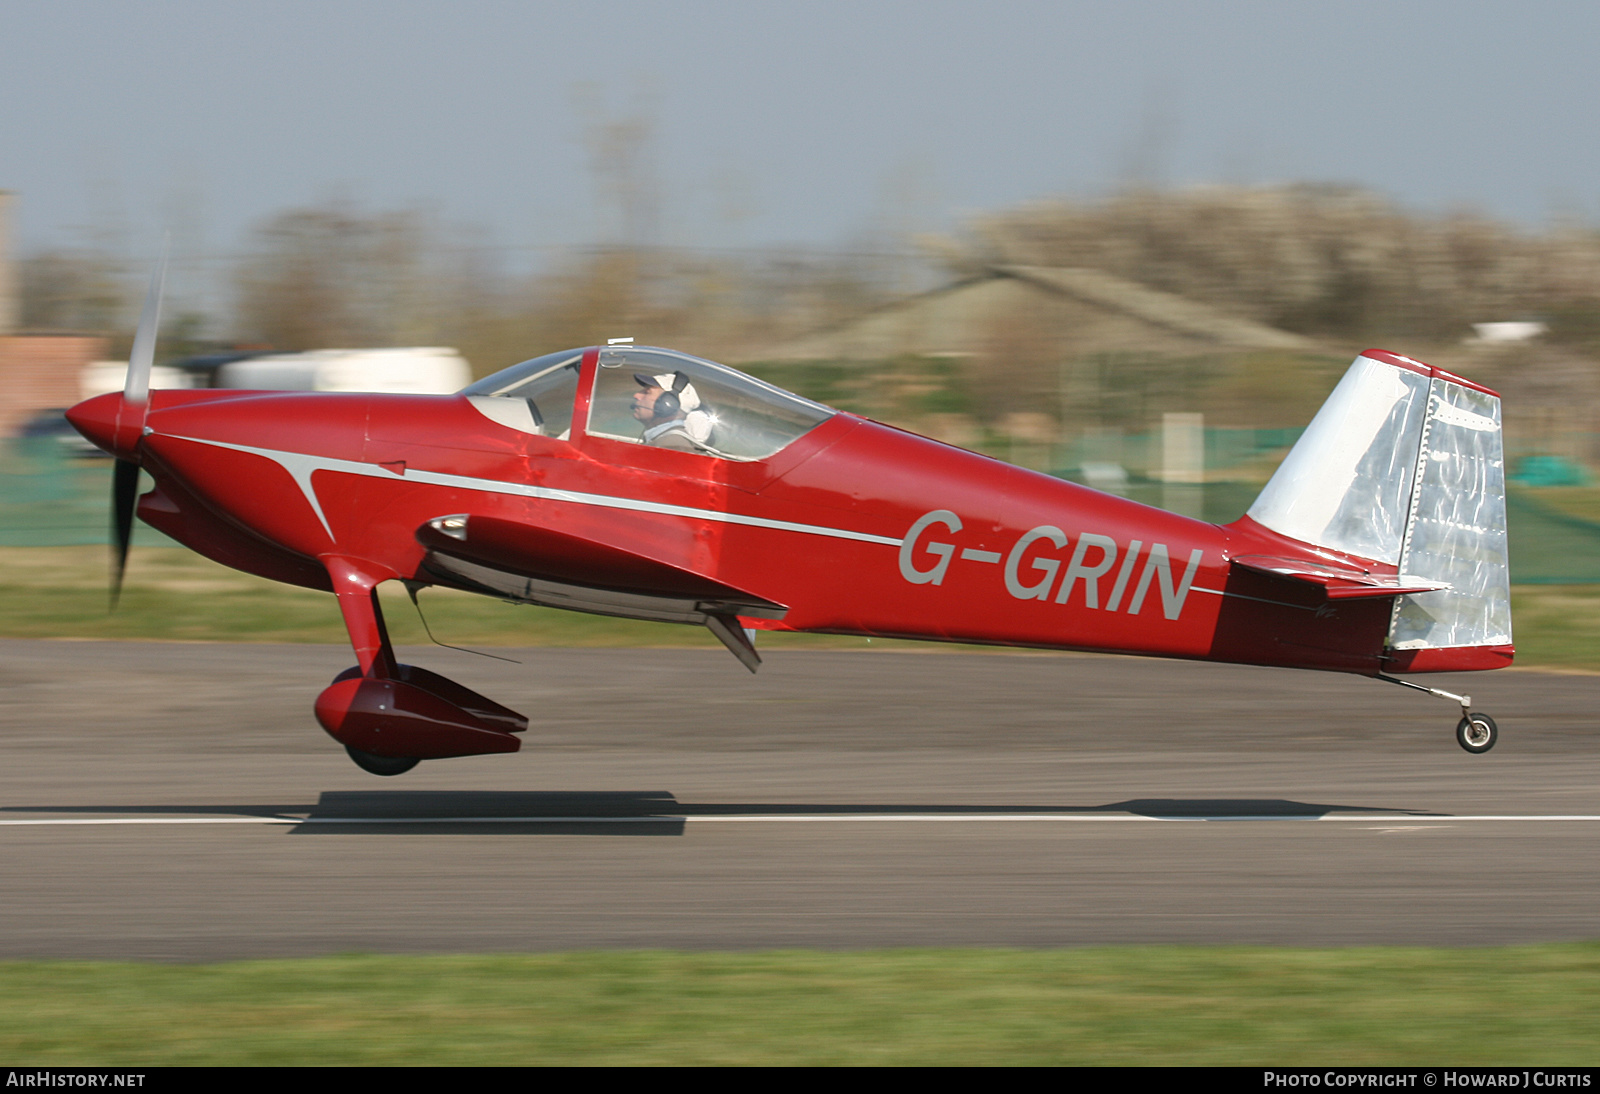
[[67, 262, 1513, 775]]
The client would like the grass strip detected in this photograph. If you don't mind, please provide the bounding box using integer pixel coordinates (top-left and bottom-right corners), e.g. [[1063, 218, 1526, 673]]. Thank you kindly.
[[2, 946, 1598, 1066], [0, 547, 906, 651], [3, 547, 1600, 670]]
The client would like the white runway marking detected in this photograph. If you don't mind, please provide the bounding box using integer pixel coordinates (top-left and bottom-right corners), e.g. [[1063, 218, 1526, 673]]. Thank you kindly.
[[3, 812, 1600, 827]]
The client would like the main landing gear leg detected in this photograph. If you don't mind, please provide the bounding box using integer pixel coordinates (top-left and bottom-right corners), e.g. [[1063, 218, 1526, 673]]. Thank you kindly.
[[1376, 673, 1498, 754], [314, 557, 528, 776], [327, 557, 399, 681]]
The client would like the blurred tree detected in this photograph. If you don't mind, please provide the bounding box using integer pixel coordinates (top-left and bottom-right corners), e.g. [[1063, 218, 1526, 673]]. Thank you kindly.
[[959, 184, 1600, 344], [233, 201, 438, 350], [18, 249, 125, 332]]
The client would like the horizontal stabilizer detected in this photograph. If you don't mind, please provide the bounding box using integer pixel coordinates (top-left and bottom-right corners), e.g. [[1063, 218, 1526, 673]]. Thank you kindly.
[[1231, 555, 1451, 600]]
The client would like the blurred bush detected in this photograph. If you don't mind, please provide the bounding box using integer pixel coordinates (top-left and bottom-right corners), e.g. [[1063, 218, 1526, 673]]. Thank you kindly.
[[19, 183, 1600, 480], [957, 184, 1600, 344]]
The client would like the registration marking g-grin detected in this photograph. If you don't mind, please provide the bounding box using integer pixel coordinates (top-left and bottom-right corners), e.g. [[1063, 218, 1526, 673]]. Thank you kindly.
[[899, 508, 1205, 619]]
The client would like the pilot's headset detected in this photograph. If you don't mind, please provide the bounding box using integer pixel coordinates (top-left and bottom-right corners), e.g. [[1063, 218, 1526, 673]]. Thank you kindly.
[[637, 371, 701, 419]]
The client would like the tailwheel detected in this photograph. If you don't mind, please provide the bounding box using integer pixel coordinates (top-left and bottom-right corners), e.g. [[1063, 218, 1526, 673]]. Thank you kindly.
[[345, 745, 421, 777], [1455, 713, 1498, 755], [1378, 675, 1500, 755]]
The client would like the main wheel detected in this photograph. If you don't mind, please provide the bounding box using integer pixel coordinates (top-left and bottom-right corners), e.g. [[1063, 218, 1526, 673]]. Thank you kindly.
[[1455, 713, 1498, 754], [345, 744, 421, 776]]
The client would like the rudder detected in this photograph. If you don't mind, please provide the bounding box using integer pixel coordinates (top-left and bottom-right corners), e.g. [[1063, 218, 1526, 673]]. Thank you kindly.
[[1242, 349, 1512, 671]]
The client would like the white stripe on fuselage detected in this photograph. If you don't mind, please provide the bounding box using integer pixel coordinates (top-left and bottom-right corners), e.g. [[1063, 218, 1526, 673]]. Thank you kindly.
[[166, 435, 903, 547]]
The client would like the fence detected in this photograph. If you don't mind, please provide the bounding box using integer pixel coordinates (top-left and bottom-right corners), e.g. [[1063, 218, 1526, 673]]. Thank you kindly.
[[6, 436, 1600, 583]]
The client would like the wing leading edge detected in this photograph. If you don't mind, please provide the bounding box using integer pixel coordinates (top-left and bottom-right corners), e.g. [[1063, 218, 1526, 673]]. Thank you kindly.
[[415, 513, 784, 673]]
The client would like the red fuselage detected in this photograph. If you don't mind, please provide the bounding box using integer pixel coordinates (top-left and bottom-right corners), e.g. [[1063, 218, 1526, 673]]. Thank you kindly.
[[66, 346, 1475, 680]]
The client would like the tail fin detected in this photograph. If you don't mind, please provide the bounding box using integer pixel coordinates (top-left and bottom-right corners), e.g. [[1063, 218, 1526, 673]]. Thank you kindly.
[[1243, 350, 1512, 670]]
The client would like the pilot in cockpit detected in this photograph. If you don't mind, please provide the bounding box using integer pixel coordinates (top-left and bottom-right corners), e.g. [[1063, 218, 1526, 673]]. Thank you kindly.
[[632, 371, 713, 452]]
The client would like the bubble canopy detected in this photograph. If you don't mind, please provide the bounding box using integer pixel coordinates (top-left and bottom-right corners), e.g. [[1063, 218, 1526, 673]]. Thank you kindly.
[[463, 346, 836, 460]]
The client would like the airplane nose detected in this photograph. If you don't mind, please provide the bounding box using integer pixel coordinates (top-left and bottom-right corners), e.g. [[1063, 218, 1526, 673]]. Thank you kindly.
[[65, 392, 137, 460]]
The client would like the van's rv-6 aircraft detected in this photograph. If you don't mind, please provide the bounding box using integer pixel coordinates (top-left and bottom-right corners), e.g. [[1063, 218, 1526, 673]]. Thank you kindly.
[[67, 266, 1513, 775]]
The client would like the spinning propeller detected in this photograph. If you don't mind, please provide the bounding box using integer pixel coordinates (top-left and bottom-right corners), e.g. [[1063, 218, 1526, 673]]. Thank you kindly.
[[110, 249, 168, 606]]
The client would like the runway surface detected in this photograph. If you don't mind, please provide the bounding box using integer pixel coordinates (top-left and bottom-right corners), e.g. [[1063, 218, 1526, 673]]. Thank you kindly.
[[1, 638, 1597, 959]]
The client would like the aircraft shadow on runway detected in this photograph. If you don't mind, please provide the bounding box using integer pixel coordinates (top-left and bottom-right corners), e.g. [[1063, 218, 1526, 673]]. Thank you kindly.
[[1, 792, 1449, 835]]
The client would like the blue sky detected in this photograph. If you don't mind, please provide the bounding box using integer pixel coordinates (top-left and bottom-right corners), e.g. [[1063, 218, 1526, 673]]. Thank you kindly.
[[4, 0, 1598, 266]]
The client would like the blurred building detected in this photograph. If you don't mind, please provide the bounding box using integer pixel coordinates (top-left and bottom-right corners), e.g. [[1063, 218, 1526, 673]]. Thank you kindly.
[[0, 191, 108, 437], [0, 334, 109, 437], [0, 192, 15, 334], [755, 264, 1318, 361]]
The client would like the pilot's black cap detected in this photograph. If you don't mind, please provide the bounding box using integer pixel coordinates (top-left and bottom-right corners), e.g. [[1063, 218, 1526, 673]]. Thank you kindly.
[[634, 371, 688, 392]]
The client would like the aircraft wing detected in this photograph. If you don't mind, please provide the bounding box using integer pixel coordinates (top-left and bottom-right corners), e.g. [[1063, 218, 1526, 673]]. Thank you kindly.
[[1230, 555, 1450, 600], [416, 513, 786, 612]]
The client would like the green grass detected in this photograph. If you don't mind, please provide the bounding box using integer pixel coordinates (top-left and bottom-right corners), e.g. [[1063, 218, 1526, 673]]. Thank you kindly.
[[4, 547, 1600, 669], [1509, 585, 1600, 670], [1521, 486, 1600, 524], [0, 546, 922, 652], [2, 946, 1598, 1065]]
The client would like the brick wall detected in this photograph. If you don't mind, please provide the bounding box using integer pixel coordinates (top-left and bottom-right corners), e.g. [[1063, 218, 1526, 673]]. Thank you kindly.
[[0, 334, 109, 437]]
